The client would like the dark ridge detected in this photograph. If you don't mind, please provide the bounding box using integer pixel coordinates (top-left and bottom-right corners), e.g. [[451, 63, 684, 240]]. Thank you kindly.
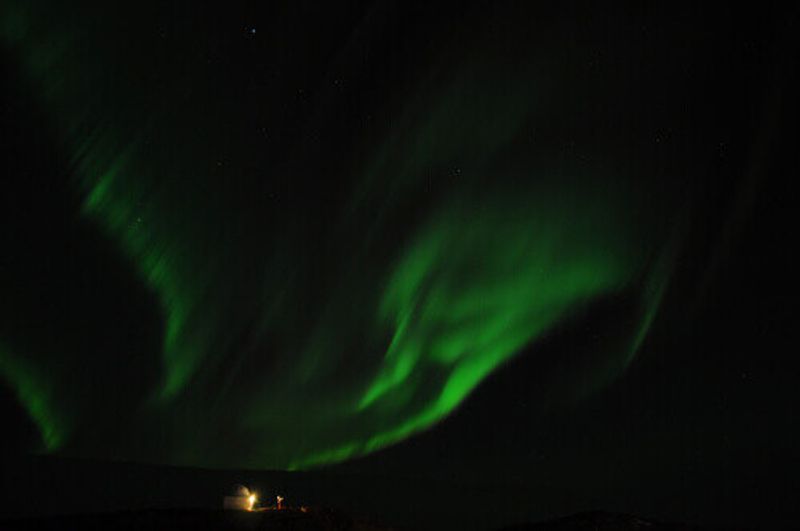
[[0, 507, 398, 531], [498, 510, 723, 530]]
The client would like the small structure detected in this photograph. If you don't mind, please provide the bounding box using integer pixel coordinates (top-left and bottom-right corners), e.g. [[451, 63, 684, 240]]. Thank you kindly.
[[223, 484, 257, 511]]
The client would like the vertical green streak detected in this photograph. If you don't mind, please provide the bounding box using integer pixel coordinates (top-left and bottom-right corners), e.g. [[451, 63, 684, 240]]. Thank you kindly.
[[81, 160, 203, 401], [1, 2, 206, 402], [0, 344, 67, 451], [623, 216, 686, 370]]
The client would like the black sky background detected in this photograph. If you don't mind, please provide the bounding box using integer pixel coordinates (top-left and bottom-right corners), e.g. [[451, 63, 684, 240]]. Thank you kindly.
[[1, 2, 799, 528]]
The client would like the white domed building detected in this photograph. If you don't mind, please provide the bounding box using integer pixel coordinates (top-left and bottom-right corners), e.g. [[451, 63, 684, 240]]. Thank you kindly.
[[223, 484, 257, 511]]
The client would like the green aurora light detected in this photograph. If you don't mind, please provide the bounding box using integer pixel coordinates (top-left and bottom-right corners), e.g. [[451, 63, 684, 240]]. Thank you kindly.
[[0, 343, 68, 452], [1, 1, 676, 469]]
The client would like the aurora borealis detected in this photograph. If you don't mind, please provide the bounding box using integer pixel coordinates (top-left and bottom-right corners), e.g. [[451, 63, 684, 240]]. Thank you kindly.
[[0, 1, 670, 468], [1, 4, 798, 523]]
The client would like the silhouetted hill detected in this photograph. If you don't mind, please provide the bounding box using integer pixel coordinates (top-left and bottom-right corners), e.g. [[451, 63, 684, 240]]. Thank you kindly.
[[1, 508, 724, 531], [0, 456, 724, 530], [0, 507, 397, 531], [499, 510, 705, 530]]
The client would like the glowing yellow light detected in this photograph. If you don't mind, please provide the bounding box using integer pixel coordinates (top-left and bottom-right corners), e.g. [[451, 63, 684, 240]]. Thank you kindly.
[[248, 493, 256, 511]]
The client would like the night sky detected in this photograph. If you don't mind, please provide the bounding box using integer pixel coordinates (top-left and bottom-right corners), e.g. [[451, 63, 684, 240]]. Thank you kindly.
[[1, 1, 798, 526]]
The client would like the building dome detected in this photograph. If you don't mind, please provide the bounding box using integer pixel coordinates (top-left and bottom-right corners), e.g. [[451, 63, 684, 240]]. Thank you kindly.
[[231, 484, 251, 497]]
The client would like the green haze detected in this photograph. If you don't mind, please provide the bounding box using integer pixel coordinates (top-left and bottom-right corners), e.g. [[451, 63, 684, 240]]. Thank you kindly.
[[1, 0, 676, 469], [0, 343, 68, 451]]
